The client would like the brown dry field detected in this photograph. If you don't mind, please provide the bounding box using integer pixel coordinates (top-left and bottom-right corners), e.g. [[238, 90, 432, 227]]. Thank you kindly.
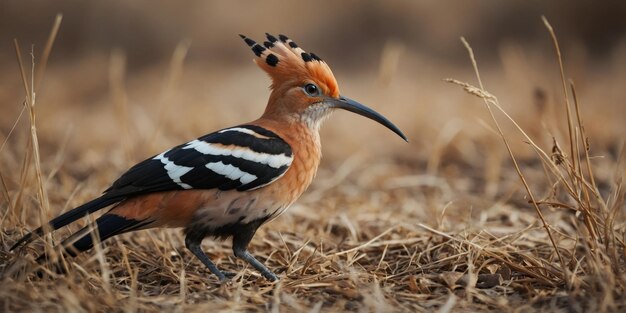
[[1, 2, 625, 312]]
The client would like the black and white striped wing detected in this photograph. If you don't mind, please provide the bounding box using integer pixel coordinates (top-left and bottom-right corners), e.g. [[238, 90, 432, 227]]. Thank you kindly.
[[105, 125, 293, 197]]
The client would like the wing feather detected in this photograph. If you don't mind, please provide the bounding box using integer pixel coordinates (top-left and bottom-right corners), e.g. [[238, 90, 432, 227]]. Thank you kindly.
[[105, 125, 293, 197]]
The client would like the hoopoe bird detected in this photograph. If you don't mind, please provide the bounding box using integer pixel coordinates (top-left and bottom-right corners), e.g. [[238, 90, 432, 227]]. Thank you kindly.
[[11, 33, 407, 282]]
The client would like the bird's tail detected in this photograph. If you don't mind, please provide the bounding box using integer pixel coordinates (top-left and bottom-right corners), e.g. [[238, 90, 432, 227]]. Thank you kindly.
[[10, 196, 123, 251], [35, 213, 151, 264]]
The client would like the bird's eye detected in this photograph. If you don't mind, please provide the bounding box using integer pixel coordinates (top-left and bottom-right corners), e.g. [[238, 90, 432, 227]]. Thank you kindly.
[[303, 83, 320, 96]]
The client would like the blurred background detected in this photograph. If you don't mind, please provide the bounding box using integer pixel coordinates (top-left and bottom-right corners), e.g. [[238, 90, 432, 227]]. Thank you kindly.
[[0, 0, 625, 203]]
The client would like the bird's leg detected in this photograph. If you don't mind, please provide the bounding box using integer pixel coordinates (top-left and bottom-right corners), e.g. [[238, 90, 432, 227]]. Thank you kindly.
[[184, 235, 231, 281], [232, 224, 278, 281]]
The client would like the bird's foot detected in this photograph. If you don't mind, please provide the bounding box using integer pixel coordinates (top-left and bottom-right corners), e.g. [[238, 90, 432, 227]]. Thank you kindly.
[[221, 271, 237, 280], [260, 269, 279, 282], [215, 270, 237, 283]]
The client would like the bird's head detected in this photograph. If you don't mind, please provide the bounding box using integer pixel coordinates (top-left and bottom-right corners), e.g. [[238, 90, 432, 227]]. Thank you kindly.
[[241, 33, 407, 141]]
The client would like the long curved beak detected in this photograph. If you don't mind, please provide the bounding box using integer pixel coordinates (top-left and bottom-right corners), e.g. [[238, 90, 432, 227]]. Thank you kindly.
[[329, 96, 408, 142]]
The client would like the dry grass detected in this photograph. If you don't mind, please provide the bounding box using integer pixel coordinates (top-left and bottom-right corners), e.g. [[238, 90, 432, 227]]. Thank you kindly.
[[1, 15, 625, 313]]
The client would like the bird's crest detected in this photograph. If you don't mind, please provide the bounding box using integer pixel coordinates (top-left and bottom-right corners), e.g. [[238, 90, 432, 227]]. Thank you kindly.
[[240, 33, 339, 97]]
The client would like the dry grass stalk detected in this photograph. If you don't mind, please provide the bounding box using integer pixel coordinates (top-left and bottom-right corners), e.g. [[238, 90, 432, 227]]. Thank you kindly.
[[448, 37, 569, 285], [447, 17, 625, 312], [14, 42, 52, 244]]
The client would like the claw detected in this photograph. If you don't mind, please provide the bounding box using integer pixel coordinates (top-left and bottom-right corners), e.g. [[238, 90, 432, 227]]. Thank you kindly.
[[222, 271, 237, 278], [262, 270, 279, 282]]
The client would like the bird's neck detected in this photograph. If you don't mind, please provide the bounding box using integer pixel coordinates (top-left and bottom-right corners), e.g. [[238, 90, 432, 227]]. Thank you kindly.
[[261, 104, 332, 136], [254, 116, 321, 155]]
